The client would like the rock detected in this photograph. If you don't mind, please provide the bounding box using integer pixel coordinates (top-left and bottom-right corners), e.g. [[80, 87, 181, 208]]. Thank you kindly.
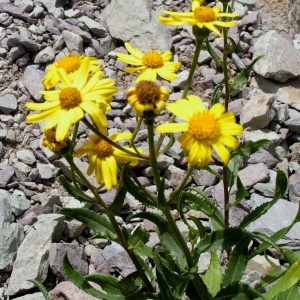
[[36, 162, 58, 179], [246, 148, 278, 168], [49, 281, 99, 300], [34, 0, 68, 12], [104, 0, 172, 52], [13, 292, 45, 300], [192, 166, 222, 187], [94, 242, 136, 277], [78, 16, 107, 38], [10, 190, 31, 217], [246, 255, 280, 276], [16, 149, 36, 165], [6, 214, 65, 296], [0, 94, 17, 113], [13, 0, 34, 13], [276, 86, 300, 111], [63, 219, 86, 238], [62, 30, 84, 54], [33, 46, 55, 64], [289, 169, 300, 203], [240, 94, 276, 129], [40, 190, 62, 214], [0, 189, 13, 223], [0, 222, 24, 271], [49, 243, 88, 280], [0, 165, 14, 188], [14, 161, 32, 182], [22, 65, 45, 102], [165, 165, 192, 189], [253, 30, 300, 82], [16, 203, 43, 226]]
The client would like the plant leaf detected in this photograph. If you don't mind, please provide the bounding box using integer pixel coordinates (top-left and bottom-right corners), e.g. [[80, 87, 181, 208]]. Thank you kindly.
[[63, 253, 119, 299], [201, 251, 222, 296], [118, 270, 143, 295], [275, 284, 300, 300], [232, 139, 270, 157], [28, 279, 50, 300], [227, 175, 249, 209], [265, 258, 300, 298], [222, 237, 251, 288], [59, 208, 116, 239], [104, 182, 127, 215], [226, 155, 241, 193], [206, 38, 222, 67]]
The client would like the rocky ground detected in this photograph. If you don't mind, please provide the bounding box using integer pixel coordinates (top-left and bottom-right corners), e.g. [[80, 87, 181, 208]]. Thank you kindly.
[[1, 0, 300, 299]]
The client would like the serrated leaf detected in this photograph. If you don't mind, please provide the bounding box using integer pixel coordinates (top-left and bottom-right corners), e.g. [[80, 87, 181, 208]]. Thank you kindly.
[[194, 228, 252, 264], [63, 253, 119, 299], [189, 216, 206, 239], [201, 252, 222, 296], [59, 208, 116, 239], [28, 279, 50, 300], [214, 283, 265, 300], [229, 55, 263, 93], [180, 191, 224, 229], [227, 175, 249, 209], [129, 225, 150, 250], [57, 175, 94, 203], [256, 267, 285, 292], [123, 168, 156, 207], [85, 273, 122, 295], [222, 238, 251, 288], [239, 170, 287, 228], [226, 155, 241, 193], [232, 139, 270, 157], [118, 270, 143, 295], [265, 258, 300, 298]]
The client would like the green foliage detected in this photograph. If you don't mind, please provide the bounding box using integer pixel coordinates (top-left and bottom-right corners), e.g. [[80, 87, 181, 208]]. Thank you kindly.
[[28, 279, 50, 300]]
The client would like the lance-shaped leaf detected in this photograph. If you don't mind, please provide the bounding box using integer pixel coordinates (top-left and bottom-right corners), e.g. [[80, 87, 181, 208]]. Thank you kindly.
[[265, 258, 300, 298], [194, 228, 252, 264], [226, 155, 241, 193], [104, 183, 127, 215], [63, 253, 122, 299], [201, 251, 222, 297], [222, 237, 251, 288], [275, 285, 300, 300], [28, 279, 50, 300], [232, 139, 270, 158], [59, 208, 116, 239], [118, 270, 143, 295], [239, 170, 287, 228], [227, 175, 249, 208]]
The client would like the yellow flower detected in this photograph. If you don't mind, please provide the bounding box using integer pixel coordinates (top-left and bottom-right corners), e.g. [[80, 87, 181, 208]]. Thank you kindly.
[[158, 2, 239, 37], [115, 42, 181, 82], [42, 126, 69, 152], [43, 54, 102, 89], [75, 131, 142, 190], [126, 81, 169, 117], [156, 95, 243, 166], [26, 58, 117, 142]]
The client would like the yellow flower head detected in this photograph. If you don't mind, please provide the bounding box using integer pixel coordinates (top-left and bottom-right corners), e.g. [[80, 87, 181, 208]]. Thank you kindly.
[[115, 42, 181, 82], [75, 131, 143, 190], [26, 58, 117, 142], [158, 2, 240, 37], [156, 95, 243, 166], [126, 80, 169, 117], [42, 126, 69, 152], [43, 54, 103, 89]]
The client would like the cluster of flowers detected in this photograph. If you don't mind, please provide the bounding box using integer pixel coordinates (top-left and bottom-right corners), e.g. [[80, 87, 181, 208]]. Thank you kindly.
[[26, 0, 243, 190]]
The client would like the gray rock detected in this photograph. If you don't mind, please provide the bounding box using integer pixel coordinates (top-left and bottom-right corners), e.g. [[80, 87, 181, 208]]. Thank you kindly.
[[22, 65, 45, 102], [13, 292, 45, 300], [165, 165, 192, 189], [0, 222, 24, 271], [236, 0, 255, 10], [253, 30, 300, 82], [16, 203, 43, 226], [0, 94, 17, 113], [33, 46, 55, 64], [41, 190, 62, 214], [197, 50, 212, 64], [49, 243, 88, 280], [6, 214, 65, 296], [14, 0, 33, 13], [14, 161, 32, 182], [10, 190, 31, 217], [192, 166, 222, 187], [61, 196, 93, 209], [284, 109, 300, 134], [7, 45, 26, 63], [0, 190, 13, 223], [246, 148, 278, 168], [0, 3, 36, 24], [276, 86, 300, 111], [16, 149, 36, 165], [78, 16, 107, 38], [240, 94, 276, 129], [49, 281, 99, 300], [170, 70, 189, 89], [0, 164, 14, 188], [94, 242, 136, 277], [34, 0, 68, 12], [36, 162, 58, 180], [289, 169, 300, 203], [104, 0, 172, 52], [247, 194, 300, 244], [62, 30, 83, 54], [63, 219, 86, 238]]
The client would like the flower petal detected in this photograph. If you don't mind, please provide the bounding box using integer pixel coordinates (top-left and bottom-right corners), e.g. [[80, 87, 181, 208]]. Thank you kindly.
[[156, 122, 188, 133]]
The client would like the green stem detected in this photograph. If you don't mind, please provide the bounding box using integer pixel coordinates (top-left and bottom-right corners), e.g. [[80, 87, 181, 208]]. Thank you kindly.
[[146, 117, 161, 186], [65, 155, 155, 292], [182, 35, 205, 99], [162, 207, 210, 299]]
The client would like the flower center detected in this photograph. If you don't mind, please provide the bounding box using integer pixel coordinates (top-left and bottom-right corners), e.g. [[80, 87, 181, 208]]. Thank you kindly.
[[59, 87, 82, 109], [194, 6, 216, 22], [93, 139, 114, 158], [135, 81, 161, 104], [188, 112, 220, 140], [142, 51, 164, 68], [44, 127, 57, 143], [57, 54, 81, 73]]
